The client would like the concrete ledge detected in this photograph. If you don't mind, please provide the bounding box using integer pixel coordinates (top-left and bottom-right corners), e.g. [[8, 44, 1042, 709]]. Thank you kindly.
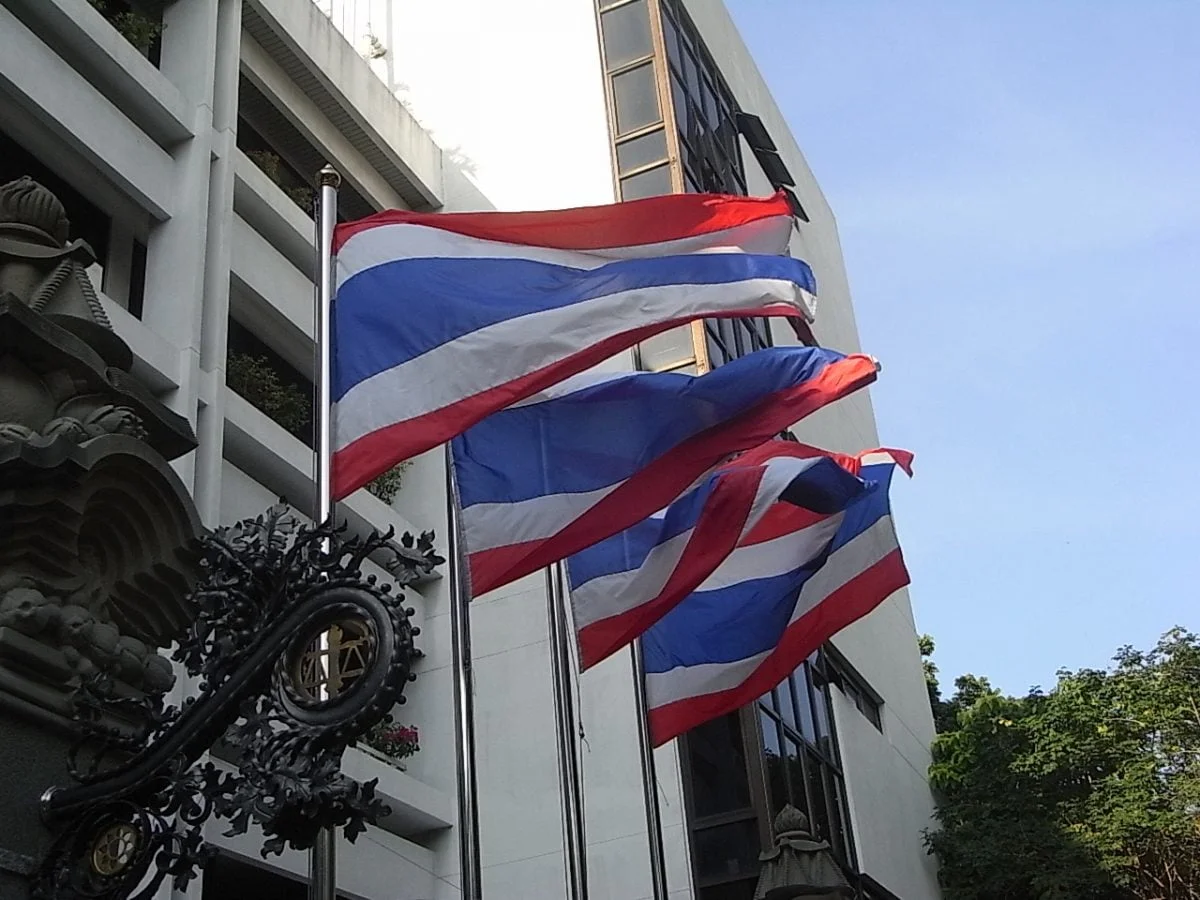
[[222, 390, 438, 584], [243, 0, 443, 209], [3, 0, 194, 148], [0, 3, 176, 220], [228, 212, 314, 379], [98, 294, 180, 393], [232, 149, 316, 279], [343, 746, 454, 834]]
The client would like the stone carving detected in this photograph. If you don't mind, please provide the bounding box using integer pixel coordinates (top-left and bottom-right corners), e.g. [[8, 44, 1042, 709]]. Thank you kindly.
[[0, 176, 201, 722], [0, 177, 203, 898], [754, 806, 854, 899]]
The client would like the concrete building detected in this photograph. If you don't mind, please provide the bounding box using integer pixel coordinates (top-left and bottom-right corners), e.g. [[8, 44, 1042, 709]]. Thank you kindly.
[[0, 0, 940, 898]]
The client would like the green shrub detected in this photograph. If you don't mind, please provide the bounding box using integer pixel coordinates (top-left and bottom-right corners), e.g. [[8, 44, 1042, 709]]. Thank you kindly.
[[226, 353, 309, 434]]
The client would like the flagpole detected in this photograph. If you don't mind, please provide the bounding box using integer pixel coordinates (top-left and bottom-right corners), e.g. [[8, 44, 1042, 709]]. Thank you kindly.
[[546, 562, 589, 900], [310, 164, 341, 900], [444, 445, 484, 899], [631, 638, 669, 900]]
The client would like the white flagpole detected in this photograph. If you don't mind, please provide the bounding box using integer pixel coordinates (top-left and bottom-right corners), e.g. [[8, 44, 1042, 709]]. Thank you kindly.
[[631, 638, 669, 900], [546, 562, 589, 900], [310, 164, 340, 900], [444, 445, 484, 899]]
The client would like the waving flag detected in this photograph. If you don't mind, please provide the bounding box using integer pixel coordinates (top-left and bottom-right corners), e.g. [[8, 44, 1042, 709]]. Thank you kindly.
[[568, 446, 872, 669], [331, 191, 813, 498], [639, 445, 913, 746], [452, 346, 878, 596]]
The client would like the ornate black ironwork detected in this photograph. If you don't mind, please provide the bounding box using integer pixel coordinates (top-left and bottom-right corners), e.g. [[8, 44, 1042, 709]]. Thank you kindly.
[[34, 505, 442, 899]]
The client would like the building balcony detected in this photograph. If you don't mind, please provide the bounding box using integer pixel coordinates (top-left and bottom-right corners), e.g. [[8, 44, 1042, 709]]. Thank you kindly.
[[241, 0, 443, 212], [1, 0, 193, 149]]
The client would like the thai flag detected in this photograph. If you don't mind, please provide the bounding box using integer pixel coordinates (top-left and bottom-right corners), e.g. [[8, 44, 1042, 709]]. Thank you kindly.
[[331, 191, 813, 498], [567, 444, 874, 670], [451, 346, 879, 596], [638, 444, 913, 746]]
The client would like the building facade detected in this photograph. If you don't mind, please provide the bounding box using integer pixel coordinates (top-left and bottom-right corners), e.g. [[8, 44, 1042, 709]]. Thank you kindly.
[[0, 0, 940, 898]]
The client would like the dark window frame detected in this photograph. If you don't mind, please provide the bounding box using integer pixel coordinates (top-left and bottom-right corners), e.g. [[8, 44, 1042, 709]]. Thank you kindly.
[[823, 644, 886, 732]]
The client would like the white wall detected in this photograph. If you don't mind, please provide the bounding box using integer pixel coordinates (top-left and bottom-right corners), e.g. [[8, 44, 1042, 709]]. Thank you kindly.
[[682, 2, 942, 897]]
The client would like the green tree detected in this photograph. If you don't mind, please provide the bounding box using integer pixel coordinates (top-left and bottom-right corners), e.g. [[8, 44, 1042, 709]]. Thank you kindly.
[[922, 628, 1200, 900]]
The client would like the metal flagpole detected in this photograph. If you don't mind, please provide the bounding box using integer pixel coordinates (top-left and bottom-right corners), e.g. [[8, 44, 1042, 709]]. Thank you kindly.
[[631, 638, 669, 900], [545, 562, 589, 900], [444, 446, 484, 899], [310, 164, 341, 900]]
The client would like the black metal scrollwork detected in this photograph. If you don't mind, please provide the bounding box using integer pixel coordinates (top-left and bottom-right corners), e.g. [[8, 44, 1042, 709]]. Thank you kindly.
[[35, 505, 442, 899]]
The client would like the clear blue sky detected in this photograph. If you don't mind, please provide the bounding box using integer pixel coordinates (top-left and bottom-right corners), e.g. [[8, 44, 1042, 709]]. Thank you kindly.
[[727, 2, 1200, 695]]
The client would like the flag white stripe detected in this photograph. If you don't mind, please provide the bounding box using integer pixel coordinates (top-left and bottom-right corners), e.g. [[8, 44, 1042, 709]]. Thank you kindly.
[[333, 278, 814, 450], [694, 515, 843, 592], [335, 215, 796, 289], [571, 458, 825, 629], [644, 515, 900, 709], [462, 483, 618, 552]]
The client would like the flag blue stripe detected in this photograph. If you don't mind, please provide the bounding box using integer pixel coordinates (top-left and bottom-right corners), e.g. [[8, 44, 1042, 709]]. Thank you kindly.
[[567, 458, 876, 589], [333, 253, 816, 400], [565, 477, 720, 588], [453, 347, 851, 506], [640, 463, 897, 673]]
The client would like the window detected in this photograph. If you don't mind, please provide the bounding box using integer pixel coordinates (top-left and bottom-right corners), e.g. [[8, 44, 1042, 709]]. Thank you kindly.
[[679, 713, 760, 900], [202, 852, 354, 900], [596, 0, 673, 203], [659, 0, 745, 195], [824, 646, 885, 732], [755, 653, 857, 868], [236, 79, 375, 222], [226, 316, 314, 448]]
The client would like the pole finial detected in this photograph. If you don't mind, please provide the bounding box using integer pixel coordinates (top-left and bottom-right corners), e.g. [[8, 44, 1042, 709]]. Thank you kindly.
[[317, 165, 342, 189]]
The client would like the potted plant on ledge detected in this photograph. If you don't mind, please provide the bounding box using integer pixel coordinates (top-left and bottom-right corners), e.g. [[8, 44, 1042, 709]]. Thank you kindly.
[[358, 718, 420, 771]]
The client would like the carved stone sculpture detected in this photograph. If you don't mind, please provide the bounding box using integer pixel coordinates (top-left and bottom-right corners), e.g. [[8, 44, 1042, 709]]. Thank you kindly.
[[0, 176, 204, 897], [0, 176, 200, 715], [754, 806, 854, 899]]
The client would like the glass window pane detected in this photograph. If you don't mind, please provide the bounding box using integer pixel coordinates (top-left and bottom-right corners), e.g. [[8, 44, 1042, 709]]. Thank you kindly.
[[783, 736, 804, 817], [621, 163, 672, 200], [828, 773, 851, 863], [705, 321, 729, 368], [698, 882, 757, 900], [616, 128, 668, 174], [693, 819, 760, 883], [683, 47, 701, 93], [671, 73, 689, 137], [639, 324, 693, 372], [701, 76, 719, 126], [662, 11, 683, 72], [760, 707, 787, 817], [804, 749, 833, 844], [612, 63, 661, 135], [686, 713, 752, 818], [864, 697, 883, 731], [813, 681, 832, 745], [601, 0, 653, 70], [792, 671, 817, 742], [777, 677, 800, 737]]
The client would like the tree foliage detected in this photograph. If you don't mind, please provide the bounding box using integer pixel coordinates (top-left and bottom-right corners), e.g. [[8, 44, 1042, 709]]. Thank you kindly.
[[922, 629, 1200, 900]]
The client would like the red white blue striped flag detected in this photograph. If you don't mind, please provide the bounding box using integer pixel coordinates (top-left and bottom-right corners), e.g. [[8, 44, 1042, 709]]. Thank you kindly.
[[635, 443, 913, 746], [451, 346, 878, 597], [331, 192, 813, 498]]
